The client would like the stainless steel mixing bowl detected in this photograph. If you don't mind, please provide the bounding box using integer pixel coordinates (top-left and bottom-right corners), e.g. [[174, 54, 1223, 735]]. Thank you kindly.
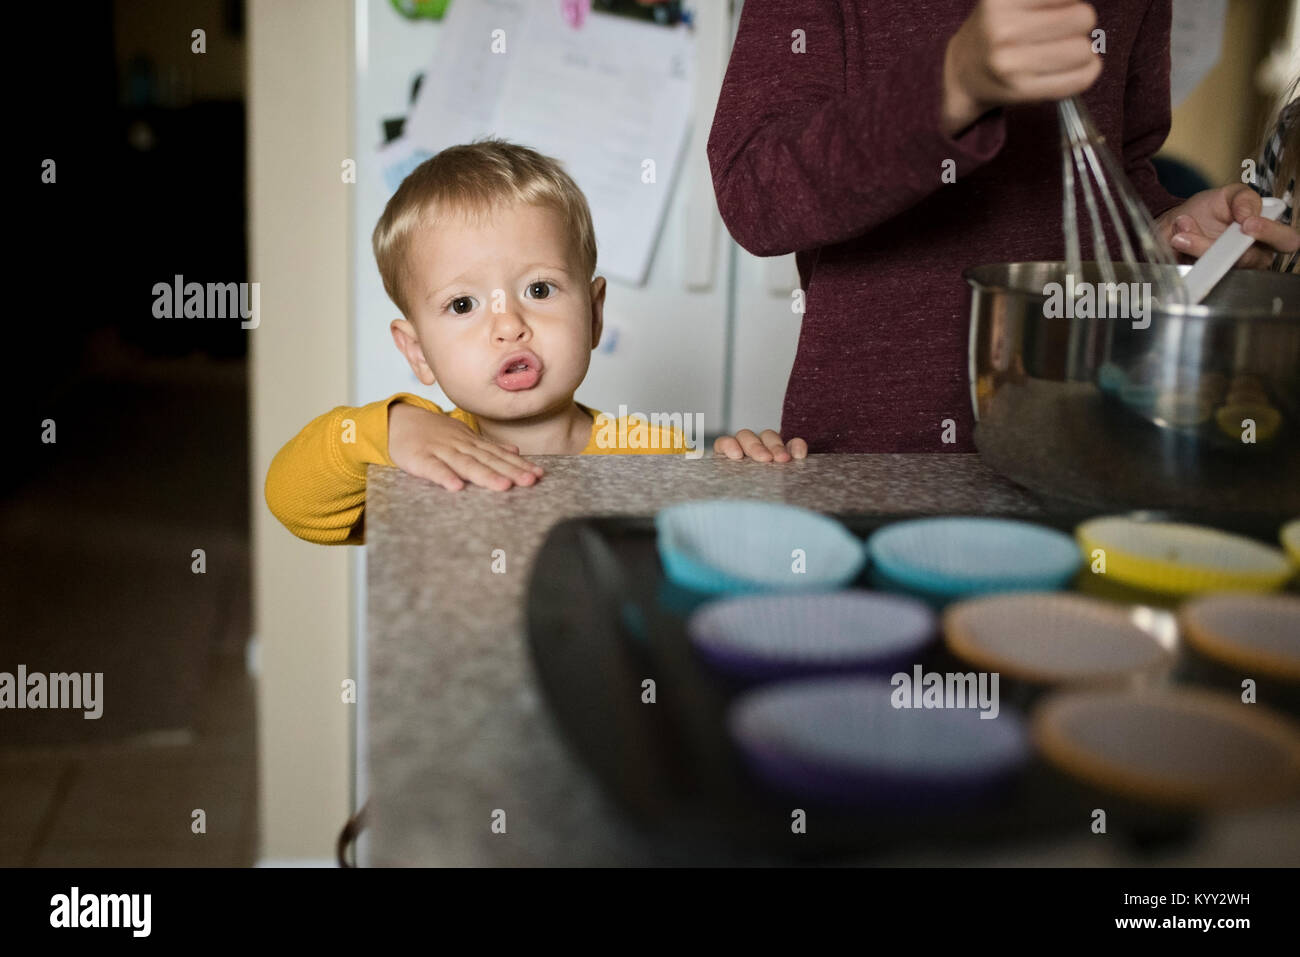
[[966, 262, 1300, 514]]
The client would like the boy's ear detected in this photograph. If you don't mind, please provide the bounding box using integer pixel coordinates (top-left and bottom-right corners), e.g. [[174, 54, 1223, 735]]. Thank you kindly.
[[588, 275, 606, 351], [390, 318, 437, 386]]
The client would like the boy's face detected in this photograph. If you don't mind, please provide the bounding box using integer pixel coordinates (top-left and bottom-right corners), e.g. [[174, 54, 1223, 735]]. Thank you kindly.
[[390, 201, 604, 421]]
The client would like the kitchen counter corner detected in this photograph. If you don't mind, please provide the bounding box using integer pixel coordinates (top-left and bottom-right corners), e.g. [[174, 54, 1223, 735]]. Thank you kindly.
[[362, 453, 1047, 865]]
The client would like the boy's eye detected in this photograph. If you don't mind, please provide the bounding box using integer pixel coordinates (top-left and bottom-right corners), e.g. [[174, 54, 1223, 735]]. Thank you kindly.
[[449, 296, 476, 315], [526, 281, 556, 300]]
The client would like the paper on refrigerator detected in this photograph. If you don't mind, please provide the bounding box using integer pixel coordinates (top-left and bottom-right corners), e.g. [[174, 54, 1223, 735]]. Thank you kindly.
[[388, 0, 694, 286], [1170, 0, 1227, 108]]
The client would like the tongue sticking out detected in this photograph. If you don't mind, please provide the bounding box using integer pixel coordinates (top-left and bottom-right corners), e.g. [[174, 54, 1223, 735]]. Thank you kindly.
[[497, 359, 541, 392]]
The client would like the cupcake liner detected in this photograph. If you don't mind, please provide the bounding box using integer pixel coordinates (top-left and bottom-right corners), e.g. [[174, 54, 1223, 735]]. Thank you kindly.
[[729, 676, 1028, 807], [865, 517, 1081, 600], [1214, 403, 1281, 441], [655, 499, 866, 595], [944, 592, 1174, 685], [1033, 687, 1300, 808], [1076, 516, 1292, 595], [1280, 518, 1300, 568], [1179, 592, 1300, 682], [687, 591, 936, 680]]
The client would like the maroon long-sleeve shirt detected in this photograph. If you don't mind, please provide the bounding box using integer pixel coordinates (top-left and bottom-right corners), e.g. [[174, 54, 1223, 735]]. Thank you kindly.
[[708, 0, 1181, 452]]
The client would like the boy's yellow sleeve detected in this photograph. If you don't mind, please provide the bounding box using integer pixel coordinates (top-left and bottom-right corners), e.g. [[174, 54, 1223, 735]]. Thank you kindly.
[[264, 393, 443, 545]]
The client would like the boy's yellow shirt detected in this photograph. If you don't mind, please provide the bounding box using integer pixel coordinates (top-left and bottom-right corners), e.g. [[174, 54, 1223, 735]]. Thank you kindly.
[[265, 392, 689, 545]]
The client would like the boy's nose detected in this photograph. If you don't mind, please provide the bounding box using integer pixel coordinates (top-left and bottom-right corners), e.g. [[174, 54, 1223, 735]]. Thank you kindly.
[[491, 308, 531, 342]]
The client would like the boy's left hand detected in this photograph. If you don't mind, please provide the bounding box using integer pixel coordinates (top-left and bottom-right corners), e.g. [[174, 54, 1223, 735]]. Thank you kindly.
[[714, 429, 808, 462], [1157, 184, 1299, 268]]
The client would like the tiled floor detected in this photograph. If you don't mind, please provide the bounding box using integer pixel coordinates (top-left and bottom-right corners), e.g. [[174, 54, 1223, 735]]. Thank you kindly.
[[0, 656, 256, 867], [0, 337, 255, 866]]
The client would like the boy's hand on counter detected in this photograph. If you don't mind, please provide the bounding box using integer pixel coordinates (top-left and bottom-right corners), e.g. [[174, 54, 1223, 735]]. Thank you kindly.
[[942, 0, 1102, 137], [713, 429, 808, 463], [388, 401, 545, 492], [1159, 184, 1300, 268]]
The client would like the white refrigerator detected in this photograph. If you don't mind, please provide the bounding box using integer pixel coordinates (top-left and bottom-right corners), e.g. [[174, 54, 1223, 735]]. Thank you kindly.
[[351, 0, 800, 437], [348, 0, 801, 849]]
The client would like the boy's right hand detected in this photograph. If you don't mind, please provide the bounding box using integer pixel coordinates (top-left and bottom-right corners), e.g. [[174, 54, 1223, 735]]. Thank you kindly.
[[942, 0, 1102, 138], [388, 401, 545, 492]]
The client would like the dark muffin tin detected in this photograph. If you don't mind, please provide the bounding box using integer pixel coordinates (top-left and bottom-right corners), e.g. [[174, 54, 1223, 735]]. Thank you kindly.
[[525, 509, 1299, 862]]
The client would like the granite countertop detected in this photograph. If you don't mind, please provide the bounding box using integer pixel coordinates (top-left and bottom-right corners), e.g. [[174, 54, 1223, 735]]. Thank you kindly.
[[361, 454, 1300, 866]]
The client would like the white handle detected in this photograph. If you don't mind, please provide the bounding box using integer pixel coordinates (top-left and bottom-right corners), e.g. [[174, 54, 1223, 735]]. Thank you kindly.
[[763, 254, 800, 296], [1182, 196, 1286, 305]]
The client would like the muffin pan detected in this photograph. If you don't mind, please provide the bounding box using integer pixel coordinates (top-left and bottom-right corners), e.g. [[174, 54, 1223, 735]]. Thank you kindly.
[[526, 509, 1300, 860]]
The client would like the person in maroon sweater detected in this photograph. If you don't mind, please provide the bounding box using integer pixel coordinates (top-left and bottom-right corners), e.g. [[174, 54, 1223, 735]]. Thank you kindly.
[[707, 0, 1300, 454]]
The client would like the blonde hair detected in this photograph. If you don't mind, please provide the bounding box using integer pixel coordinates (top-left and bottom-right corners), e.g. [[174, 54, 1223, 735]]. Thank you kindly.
[[372, 139, 598, 318]]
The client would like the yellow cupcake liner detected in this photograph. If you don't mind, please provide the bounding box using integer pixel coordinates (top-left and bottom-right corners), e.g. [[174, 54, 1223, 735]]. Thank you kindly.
[[1282, 519, 1300, 568], [1076, 516, 1292, 595], [1215, 403, 1280, 441]]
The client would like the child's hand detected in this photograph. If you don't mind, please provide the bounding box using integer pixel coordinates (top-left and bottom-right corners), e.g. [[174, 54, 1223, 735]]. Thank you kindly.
[[1159, 184, 1300, 268], [942, 0, 1102, 137], [713, 429, 808, 462], [388, 401, 545, 492]]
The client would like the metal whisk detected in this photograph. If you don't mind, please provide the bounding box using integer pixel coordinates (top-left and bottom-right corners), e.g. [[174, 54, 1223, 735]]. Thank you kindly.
[[1058, 96, 1188, 306]]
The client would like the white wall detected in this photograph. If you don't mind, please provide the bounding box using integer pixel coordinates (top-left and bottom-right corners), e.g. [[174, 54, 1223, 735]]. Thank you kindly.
[[249, 0, 353, 863]]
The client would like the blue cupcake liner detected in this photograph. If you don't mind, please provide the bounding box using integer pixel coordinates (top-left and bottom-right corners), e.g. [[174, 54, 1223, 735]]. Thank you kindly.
[[655, 499, 866, 595], [866, 517, 1081, 601]]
